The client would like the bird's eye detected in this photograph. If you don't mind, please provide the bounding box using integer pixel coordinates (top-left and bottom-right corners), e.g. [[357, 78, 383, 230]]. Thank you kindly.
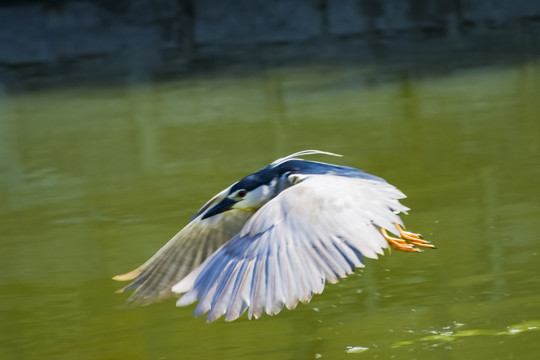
[[237, 190, 247, 198]]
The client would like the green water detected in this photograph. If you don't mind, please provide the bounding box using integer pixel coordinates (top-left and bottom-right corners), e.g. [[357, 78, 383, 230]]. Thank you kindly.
[[1, 61, 539, 360]]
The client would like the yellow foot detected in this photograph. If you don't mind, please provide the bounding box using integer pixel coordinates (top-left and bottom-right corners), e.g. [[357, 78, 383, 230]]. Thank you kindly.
[[395, 224, 435, 249], [380, 225, 435, 252], [380, 228, 421, 252]]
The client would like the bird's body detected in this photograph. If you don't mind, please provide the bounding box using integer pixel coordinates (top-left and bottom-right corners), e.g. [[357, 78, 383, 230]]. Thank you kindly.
[[114, 150, 434, 322]]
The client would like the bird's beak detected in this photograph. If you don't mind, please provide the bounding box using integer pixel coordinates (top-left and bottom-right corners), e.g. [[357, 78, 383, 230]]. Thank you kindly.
[[202, 197, 236, 219]]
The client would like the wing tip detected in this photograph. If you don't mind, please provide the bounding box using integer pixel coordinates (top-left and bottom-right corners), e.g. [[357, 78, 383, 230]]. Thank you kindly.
[[172, 280, 191, 295], [112, 268, 142, 282], [115, 287, 127, 294]]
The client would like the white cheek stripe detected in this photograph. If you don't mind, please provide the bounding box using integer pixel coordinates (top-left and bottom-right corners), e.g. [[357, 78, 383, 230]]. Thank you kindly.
[[261, 185, 271, 197]]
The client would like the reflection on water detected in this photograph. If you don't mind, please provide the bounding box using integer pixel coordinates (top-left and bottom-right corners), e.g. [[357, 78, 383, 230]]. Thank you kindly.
[[1, 60, 539, 360]]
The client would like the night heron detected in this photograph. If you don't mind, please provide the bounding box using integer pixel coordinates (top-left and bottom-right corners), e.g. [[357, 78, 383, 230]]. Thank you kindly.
[[114, 150, 434, 322]]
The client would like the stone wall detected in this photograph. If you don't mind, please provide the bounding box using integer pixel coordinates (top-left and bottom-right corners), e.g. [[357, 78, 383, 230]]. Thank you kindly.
[[1, 0, 540, 88]]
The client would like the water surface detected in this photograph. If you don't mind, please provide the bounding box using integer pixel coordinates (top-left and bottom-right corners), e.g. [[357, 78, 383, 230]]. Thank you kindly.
[[1, 61, 539, 359]]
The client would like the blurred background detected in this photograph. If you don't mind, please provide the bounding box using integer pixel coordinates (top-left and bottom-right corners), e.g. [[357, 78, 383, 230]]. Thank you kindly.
[[1, 1, 539, 359]]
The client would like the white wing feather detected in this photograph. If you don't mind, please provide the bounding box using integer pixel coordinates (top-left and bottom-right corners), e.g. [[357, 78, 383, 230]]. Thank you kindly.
[[172, 174, 409, 322]]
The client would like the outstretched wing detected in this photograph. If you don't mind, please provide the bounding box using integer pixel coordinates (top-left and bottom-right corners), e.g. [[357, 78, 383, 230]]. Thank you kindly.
[[114, 189, 252, 305], [172, 174, 409, 322]]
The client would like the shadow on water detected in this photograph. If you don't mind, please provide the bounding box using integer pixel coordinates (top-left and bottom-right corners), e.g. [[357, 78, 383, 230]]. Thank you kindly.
[[0, 55, 539, 359]]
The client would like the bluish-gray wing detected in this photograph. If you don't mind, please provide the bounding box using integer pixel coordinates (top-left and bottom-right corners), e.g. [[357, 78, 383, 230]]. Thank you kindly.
[[172, 174, 409, 322], [114, 188, 252, 305]]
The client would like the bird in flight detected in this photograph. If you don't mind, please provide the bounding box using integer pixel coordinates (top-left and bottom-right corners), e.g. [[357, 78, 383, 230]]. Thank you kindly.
[[114, 150, 434, 322]]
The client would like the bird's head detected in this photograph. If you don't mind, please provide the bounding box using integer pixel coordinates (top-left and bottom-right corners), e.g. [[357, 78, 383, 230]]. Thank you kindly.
[[200, 150, 341, 220], [201, 172, 280, 219]]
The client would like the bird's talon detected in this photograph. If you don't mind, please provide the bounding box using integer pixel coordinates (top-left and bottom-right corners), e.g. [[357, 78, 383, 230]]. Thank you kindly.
[[409, 239, 435, 248], [395, 223, 421, 239], [381, 228, 421, 252], [381, 226, 434, 252], [394, 223, 434, 249]]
